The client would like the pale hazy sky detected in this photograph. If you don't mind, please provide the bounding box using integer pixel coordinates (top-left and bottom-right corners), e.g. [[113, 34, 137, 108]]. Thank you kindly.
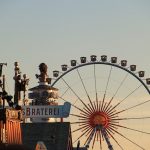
[[0, 1, 150, 149], [0, 0, 150, 81]]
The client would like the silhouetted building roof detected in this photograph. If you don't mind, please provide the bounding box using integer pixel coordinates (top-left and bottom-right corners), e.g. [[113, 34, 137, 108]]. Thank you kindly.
[[0, 144, 31, 150], [73, 148, 87, 150], [21, 122, 72, 150]]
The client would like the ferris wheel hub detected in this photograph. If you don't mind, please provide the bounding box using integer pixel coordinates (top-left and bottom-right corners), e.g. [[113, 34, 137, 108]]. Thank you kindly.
[[89, 111, 109, 128]]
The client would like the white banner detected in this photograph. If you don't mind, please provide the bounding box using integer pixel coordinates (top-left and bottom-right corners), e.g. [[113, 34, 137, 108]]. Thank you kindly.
[[22, 102, 71, 118]]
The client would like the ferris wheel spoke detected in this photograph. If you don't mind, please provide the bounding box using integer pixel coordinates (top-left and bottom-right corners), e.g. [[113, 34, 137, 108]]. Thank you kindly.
[[76, 69, 95, 111], [96, 130, 99, 141], [79, 106, 96, 118], [79, 128, 93, 147], [119, 84, 142, 105], [85, 127, 93, 137], [59, 96, 91, 115], [111, 123, 150, 135], [92, 132, 97, 149], [99, 130, 103, 150], [84, 129, 93, 145], [108, 125, 118, 134], [101, 66, 113, 112], [104, 73, 129, 112], [109, 121, 119, 126], [109, 120, 119, 125], [72, 124, 90, 133], [73, 98, 80, 105], [79, 121, 91, 127], [109, 114, 119, 119], [92, 101, 96, 110], [108, 112, 118, 118], [73, 126, 91, 144], [112, 116, 150, 121], [92, 98, 98, 113], [60, 87, 70, 97], [105, 128, 124, 150], [107, 84, 142, 114], [84, 128, 95, 146], [71, 120, 89, 124], [79, 123, 90, 128], [94, 131, 102, 150], [94, 64, 99, 110], [70, 113, 89, 119], [61, 78, 93, 114], [102, 102, 107, 112], [108, 125, 118, 135], [80, 112, 91, 118], [106, 108, 117, 118], [111, 99, 150, 116], [104, 104, 114, 114], [110, 128, 146, 150], [78, 118, 89, 121], [98, 101, 103, 112]]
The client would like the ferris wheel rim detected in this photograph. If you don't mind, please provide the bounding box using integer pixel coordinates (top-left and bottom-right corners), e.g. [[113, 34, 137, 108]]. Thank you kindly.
[[50, 56, 150, 149], [51, 61, 150, 94]]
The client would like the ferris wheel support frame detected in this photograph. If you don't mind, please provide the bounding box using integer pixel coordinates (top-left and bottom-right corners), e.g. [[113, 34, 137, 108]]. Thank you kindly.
[[100, 125, 114, 150], [85, 125, 114, 150]]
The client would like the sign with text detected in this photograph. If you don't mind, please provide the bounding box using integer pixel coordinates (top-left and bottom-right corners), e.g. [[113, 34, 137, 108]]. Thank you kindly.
[[22, 102, 71, 118]]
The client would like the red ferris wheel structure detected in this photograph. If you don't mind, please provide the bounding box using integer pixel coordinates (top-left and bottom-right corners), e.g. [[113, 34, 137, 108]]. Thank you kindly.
[[51, 55, 150, 150]]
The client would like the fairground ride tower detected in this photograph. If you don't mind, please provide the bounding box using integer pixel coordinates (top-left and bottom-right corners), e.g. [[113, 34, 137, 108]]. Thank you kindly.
[[28, 63, 59, 123]]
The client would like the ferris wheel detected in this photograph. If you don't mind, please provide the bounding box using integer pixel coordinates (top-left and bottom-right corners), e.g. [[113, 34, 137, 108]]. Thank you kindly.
[[51, 55, 150, 150]]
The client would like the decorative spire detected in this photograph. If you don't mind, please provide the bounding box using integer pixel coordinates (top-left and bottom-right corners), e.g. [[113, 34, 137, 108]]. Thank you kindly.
[[35, 63, 51, 85], [13, 62, 29, 107]]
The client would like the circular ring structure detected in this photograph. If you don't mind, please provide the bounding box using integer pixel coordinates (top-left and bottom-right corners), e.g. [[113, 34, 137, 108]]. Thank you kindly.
[[51, 61, 150, 94], [51, 55, 150, 150]]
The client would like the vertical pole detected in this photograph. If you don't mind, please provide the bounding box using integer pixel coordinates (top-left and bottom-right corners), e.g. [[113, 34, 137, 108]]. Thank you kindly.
[[2, 75, 5, 109], [14, 62, 21, 105], [60, 118, 63, 122], [2, 75, 6, 143], [6, 120, 10, 143], [0, 121, 1, 143], [18, 121, 22, 144], [0, 64, 7, 143]]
